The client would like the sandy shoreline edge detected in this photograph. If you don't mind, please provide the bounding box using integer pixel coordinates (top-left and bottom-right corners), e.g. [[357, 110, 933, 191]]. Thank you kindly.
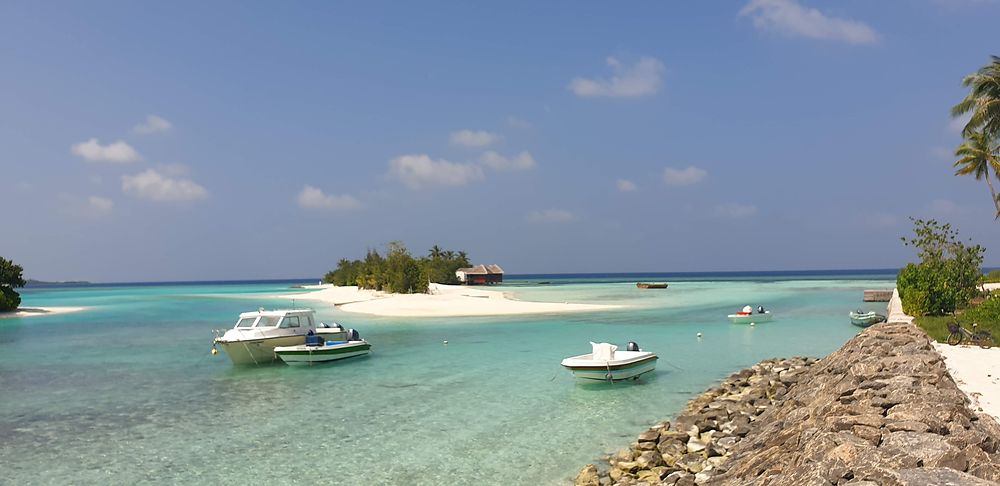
[[0, 306, 88, 319], [270, 283, 621, 317]]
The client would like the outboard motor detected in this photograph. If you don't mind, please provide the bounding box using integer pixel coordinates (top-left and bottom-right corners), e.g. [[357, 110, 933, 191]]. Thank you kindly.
[[626, 341, 640, 352], [349, 329, 360, 341]]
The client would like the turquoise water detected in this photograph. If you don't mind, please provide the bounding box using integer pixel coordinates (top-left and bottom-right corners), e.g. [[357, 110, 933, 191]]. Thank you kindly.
[[0, 275, 894, 485]]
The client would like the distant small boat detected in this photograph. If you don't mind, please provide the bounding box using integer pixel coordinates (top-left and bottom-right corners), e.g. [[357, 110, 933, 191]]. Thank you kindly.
[[636, 282, 668, 289], [849, 310, 886, 328], [561, 342, 658, 381], [728, 305, 772, 324]]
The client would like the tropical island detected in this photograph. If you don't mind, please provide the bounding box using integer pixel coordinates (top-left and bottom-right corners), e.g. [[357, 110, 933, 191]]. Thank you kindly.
[[281, 241, 618, 317]]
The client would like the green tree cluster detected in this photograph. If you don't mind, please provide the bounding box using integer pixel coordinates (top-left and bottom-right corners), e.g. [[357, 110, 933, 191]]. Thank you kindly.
[[323, 242, 471, 294], [0, 257, 26, 312], [897, 218, 985, 316], [952, 55, 1000, 218]]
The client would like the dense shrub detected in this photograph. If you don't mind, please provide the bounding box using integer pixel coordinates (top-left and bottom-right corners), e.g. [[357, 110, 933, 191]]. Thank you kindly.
[[966, 293, 1000, 324], [323, 242, 469, 294], [0, 257, 25, 312], [984, 270, 1000, 283], [896, 219, 984, 316]]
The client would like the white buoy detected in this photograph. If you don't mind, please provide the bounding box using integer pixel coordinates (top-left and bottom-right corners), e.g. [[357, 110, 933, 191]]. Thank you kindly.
[[443, 340, 449, 345], [750, 322, 756, 327], [696, 332, 703, 338]]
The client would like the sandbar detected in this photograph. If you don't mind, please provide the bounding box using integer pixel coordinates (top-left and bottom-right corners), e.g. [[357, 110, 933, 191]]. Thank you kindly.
[[0, 307, 88, 319], [274, 283, 619, 317]]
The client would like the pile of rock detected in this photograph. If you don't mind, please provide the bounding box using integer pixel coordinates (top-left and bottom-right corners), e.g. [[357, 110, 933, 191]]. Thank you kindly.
[[709, 322, 1000, 485], [574, 357, 818, 485], [575, 322, 1000, 486]]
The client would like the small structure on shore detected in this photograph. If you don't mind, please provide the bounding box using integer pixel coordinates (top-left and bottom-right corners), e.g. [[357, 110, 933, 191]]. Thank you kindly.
[[863, 289, 893, 302], [455, 264, 504, 285]]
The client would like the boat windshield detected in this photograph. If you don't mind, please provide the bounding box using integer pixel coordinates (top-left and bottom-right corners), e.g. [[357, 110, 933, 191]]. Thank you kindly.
[[255, 316, 280, 327], [236, 317, 257, 328]]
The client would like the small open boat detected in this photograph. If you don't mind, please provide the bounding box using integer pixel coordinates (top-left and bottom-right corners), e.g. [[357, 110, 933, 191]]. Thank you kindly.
[[274, 326, 370, 366], [636, 282, 668, 289], [561, 342, 658, 381], [728, 305, 772, 324], [849, 310, 886, 328]]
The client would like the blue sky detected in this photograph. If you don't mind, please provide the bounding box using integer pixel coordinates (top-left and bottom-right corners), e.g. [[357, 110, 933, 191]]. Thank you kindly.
[[3, 0, 1000, 281]]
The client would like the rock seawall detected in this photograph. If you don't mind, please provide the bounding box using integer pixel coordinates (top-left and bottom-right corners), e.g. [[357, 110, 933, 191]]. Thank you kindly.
[[575, 322, 1000, 486]]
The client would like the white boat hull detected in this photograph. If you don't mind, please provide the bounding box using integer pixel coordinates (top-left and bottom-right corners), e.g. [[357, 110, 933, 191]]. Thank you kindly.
[[274, 341, 371, 366], [216, 335, 307, 365], [560, 351, 658, 381], [728, 312, 772, 324]]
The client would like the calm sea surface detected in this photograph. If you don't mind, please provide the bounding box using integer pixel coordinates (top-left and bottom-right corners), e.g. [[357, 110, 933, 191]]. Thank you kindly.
[[0, 272, 895, 485]]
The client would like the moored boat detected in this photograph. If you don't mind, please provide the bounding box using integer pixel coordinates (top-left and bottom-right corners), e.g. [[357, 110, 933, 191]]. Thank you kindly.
[[636, 282, 668, 289], [274, 332, 371, 366], [728, 305, 772, 324], [849, 310, 886, 328], [561, 342, 658, 381], [213, 309, 319, 365]]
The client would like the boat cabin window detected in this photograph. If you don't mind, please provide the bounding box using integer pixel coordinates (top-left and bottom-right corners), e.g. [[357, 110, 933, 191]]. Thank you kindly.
[[236, 317, 257, 328], [279, 316, 300, 328], [254, 316, 280, 327]]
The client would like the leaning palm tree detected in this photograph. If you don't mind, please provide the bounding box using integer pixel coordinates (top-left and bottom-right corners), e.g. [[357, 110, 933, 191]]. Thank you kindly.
[[954, 130, 1000, 219], [952, 55, 1000, 138]]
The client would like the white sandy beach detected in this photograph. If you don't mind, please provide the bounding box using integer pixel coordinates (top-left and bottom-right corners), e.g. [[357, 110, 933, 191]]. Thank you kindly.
[[275, 283, 619, 317], [934, 343, 1000, 422], [888, 287, 1000, 423], [0, 307, 87, 319]]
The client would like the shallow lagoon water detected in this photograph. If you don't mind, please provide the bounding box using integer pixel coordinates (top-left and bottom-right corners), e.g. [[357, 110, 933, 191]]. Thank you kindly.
[[0, 275, 894, 484]]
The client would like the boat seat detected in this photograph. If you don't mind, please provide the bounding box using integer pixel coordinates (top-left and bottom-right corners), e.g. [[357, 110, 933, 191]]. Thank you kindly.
[[590, 342, 617, 361]]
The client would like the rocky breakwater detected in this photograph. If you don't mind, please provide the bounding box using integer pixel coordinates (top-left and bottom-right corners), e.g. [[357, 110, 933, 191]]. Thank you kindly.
[[575, 322, 1000, 486], [575, 356, 819, 486]]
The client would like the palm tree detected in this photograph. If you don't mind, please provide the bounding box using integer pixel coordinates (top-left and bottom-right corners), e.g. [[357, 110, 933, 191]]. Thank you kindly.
[[954, 130, 1000, 219], [952, 56, 1000, 138], [428, 245, 443, 259]]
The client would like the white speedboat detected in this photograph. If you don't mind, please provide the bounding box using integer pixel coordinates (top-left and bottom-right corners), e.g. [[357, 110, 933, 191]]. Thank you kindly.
[[561, 342, 658, 381], [213, 309, 319, 365], [274, 331, 371, 366], [728, 305, 772, 324]]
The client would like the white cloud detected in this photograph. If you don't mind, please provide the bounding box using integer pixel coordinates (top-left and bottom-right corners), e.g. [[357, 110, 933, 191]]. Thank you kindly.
[[928, 198, 968, 218], [297, 186, 360, 210], [715, 203, 758, 218], [71, 138, 142, 163], [157, 163, 190, 176], [480, 151, 536, 171], [133, 114, 173, 134], [449, 130, 501, 147], [527, 209, 577, 223], [88, 196, 114, 214], [388, 154, 484, 189], [122, 169, 208, 202], [740, 0, 879, 45], [663, 166, 707, 186], [569, 57, 665, 98], [617, 179, 637, 192]]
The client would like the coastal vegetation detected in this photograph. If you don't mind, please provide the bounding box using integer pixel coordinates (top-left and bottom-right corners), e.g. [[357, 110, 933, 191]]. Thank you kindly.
[[952, 55, 1000, 218], [896, 218, 984, 316], [323, 242, 471, 294], [0, 257, 26, 312]]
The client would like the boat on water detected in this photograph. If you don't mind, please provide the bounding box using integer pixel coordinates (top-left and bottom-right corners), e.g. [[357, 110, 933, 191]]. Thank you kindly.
[[636, 282, 668, 289], [849, 310, 886, 328], [728, 305, 772, 324], [274, 326, 370, 366], [561, 341, 658, 381], [213, 309, 322, 365]]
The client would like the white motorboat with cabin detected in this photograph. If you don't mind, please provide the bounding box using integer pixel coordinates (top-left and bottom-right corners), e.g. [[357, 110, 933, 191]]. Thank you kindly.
[[728, 305, 772, 324], [274, 324, 371, 366], [560, 341, 658, 381], [213, 309, 322, 365]]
